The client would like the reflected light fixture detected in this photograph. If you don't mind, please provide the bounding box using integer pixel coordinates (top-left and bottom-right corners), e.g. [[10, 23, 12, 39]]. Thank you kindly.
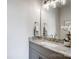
[[60, 0, 66, 5], [42, 0, 66, 9], [42, 0, 50, 10]]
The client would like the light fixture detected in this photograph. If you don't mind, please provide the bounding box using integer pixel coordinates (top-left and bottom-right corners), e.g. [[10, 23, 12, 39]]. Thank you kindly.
[[50, 1, 57, 8], [42, 0, 66, 9], [42, 0, 50, 10]]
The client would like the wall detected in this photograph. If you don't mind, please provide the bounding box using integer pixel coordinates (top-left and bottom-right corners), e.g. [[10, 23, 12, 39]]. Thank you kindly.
[[60, 3, 71, 39], [7, 0, 40, 59]]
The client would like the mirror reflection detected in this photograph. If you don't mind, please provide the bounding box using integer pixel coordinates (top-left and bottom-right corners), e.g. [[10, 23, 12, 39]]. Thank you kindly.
[[33, 0, 71, 41]]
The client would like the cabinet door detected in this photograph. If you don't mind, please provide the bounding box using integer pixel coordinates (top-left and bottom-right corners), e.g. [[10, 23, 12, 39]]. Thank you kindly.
[[38, 56, 48, 59], [38, 52, 48, 59], [29, 47, 48, 59], [29, 47, 39, 59]]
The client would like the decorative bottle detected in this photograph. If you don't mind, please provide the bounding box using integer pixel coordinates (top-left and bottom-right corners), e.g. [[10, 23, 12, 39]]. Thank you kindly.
[[43, 23, 47, 37], [33, 22, 39, 37]]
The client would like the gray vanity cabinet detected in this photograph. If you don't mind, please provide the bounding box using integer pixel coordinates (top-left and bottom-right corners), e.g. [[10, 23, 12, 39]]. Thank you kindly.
[[29, 47, 48, 59], [29, 41, 70, 59], [29, 47, 39, 59]]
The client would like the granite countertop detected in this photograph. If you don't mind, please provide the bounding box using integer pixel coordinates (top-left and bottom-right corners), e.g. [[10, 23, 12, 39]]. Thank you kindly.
[[29, 37, 71, 58]]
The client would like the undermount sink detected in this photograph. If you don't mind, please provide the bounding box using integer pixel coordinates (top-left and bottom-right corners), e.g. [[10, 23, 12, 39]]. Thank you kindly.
[[40, 41, 58, 47], [40, 41, 69, 52]]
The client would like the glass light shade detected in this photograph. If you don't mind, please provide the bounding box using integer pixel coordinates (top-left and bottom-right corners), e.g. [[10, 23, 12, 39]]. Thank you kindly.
[[60, 0, 66, 5], [42, 0, 67, 9], [42, 1, 50, 10], [50, 1, 57, 8], [42, 3, 50, 8]]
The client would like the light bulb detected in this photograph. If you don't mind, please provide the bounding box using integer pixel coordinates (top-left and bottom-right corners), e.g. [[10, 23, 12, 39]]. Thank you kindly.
[[61, 0, 66, 5], [50, 1, 56, 8], [42, 1, 50, 10], [50, 1, 54, 5]]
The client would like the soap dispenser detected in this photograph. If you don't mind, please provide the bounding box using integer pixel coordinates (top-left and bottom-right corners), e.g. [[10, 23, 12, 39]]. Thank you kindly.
[[33, 21, 39, 37], [43, 23, 47, 37]]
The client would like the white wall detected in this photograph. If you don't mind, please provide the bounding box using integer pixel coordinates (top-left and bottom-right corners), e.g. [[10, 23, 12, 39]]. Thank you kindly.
[[7, 0, 40, 59], [60, 3, 71, 39]]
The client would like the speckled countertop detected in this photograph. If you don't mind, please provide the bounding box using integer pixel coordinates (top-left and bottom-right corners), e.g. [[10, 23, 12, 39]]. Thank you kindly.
[[29, 37, 71, 58]]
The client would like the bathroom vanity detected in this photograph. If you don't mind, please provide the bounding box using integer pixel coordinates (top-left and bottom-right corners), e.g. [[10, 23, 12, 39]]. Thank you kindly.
[[29, 0, 71, 59], [29, 37, 71, 59]]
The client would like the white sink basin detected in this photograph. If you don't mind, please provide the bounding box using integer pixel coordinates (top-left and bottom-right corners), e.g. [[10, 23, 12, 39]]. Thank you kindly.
[[40, 42, 58, 47]]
